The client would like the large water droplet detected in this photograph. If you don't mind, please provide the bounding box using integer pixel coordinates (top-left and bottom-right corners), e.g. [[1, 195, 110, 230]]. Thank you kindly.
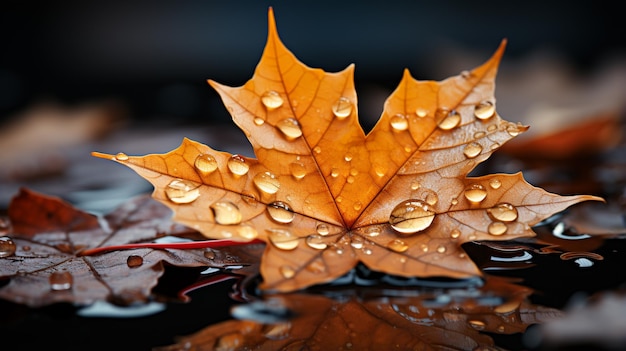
[[276, 118, 302, 139], [289, 162, 306, 179], [437, 109, 461, 130], [165, 179, 201, 204], [388, 239, 409, 253], [49, 271, 73, 291], [210, 201, 242, 225], [306, 234, 328, 250], [253, 171, 280, 194], [194, 154, 218, 174], [389, 199, 436, 234], [268, 229, 299, 250], [463, 142, 482, 158], [332, 97, 353, 119], [506, 123, 522, 136], [488, 222, 508, 235], [267, 201, 295, 224], [390, 114, 409, 131], [487, 203, 518, 222], [261, 90, 283, 109], [279, 265, 296, 278], [474, 101, 495, 120], [0, 236, 16, 258], [316, 223, 330, 235], [127, 255, 144, 268], [464, 184, 487, 203], [227, 155, 249, 176], [115, 152, 129, 161]]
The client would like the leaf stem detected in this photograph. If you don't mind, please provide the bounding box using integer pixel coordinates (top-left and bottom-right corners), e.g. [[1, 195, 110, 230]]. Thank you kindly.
[[78, 238, 264, 256]]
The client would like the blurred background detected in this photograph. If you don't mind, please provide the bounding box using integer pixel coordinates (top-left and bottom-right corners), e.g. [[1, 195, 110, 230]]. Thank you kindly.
[[1, 0, 625, 211]]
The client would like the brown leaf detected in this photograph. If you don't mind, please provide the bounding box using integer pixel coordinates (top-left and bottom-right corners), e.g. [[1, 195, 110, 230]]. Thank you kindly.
[[156, 276, 560, 350], [92, 8, 602, 292], [0, 188, 248, 307]]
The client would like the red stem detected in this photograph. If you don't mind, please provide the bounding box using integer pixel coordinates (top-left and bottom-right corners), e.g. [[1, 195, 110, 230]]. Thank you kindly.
[[78, 238, 264, 256]]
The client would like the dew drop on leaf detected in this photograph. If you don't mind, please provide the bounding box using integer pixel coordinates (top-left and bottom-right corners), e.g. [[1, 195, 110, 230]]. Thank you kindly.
[[254, 117, 265, 126], [276, 118, 303, 139], [204, 250, 216, 260], [194, 153, 218, 174], [305, 234, 328, 250], [306, 260, 326, 273], [506, 123, 521, 136], [464, 184, 487, 203], [330, 168, 340, 178], [267, 201, 295, 224], [474, 131, 486, 139], [268, 229, 299, 250], [261, 90, 283, 109], [487, 203, 518, 222], [488, 221, 508, 235], [437, 245, 446, 253], [253, 171, 280, 194], [165, 179, 201, 204], [469, 320, 486, 330], [237, 225, 259, 240], [415, 107, 428, 118], [127, 255, 144, 268], [216, 333, 244, 350], [350, 236, 364, 249], [463, 142, 483, 158], [387, 239, 409, 253], [49, 271, 73, 291], [288, 162, 306, 179], [436, 109, 461, 130], [210, 201, 242, 225], [425, 193, 438, 206], [115, 152, 129, 161], [390, 114, 409, 131], [0, 236, 16, 257], [279, 265, 296, 278], [331, 97, 353, 119], [450, 229, 461, 239], [410, 180, 421, 191], [489, 178, 502, 189], [474, 101, 495, 120], [389, 200, 436, 234], [227, 155, 249, 176], [365, 226, 381, 237]]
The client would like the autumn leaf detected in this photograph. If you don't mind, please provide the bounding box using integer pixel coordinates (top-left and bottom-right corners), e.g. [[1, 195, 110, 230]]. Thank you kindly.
[[155, 276, 560, 351], [0, 188, 256, 307], [92, 8, 602, 292]]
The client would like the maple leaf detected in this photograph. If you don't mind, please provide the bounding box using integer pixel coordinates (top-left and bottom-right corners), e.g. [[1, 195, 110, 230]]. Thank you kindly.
[[0, 188, 255, 307], [91, 8, 602, 292]]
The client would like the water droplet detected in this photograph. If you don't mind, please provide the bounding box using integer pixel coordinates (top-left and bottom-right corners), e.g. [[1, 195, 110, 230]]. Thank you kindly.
[[373, 164, 386, 177], [436, 109, 461, 130], [204, 250, 216, 260], [254, 117, 265, 126], [437, 245, 446, 253], [488, 221, 508, 235], [425, 193, 438, 206], [415, 107, 428, 117], [276, 118, 302, 139], [279, 265, 296, 278], [410, 181, 421, 190], [261, 90, 283, 109], [227, 155, 249, 176], [267, 201, 295, 224], [210, 201, 242, 225], [165, 179, 201, 204], [469, 320, 486, 330], [237, 225, 259, 240], [487, 203, 518, 222], [127, 255, 143, 268], [332, 97, 353, 119], [216, 333, 244, 350], [463, 142, 482, 158], [450, 229, 461, 239], [390, 114, 409, 131], [464, 184, 487, 203], [49, 271, 73, 291], [344, 153, 353, 162], [315, 223, 330, 236], [366, 226, 381, 237], [353, 201, 362, 211], [115, 152, 129, 161], [336, 196, 343, 203], [313, 146, 322, 154], [0, 236, 16, 257], [268, 229, 299, 250], [253, 171, 280, 194], [194, 154, 218, 174], [347, 176, 355, 184], [306, 234, 328, 250], [289, 162, 306, 179], [388, 239, 409, 253], [506, 123, 521, 136], [306, 260, 326, 273], [330, 168, 340, 178], [389, 200, 436, 234], [474, 101, 495, 120], [350, 236, 364, 249], [487, 124, 497, 132], [451, 198, 458, 205], [473, 131, 486, 139], [489, 178, 502, 189]]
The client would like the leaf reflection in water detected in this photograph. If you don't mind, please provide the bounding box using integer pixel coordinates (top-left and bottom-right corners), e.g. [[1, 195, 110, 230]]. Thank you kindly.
[[155, 276, 561, 350]]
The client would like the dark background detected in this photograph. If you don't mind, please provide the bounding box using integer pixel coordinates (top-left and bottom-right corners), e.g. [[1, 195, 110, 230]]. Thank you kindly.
[[1, 0, 624, 126]]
